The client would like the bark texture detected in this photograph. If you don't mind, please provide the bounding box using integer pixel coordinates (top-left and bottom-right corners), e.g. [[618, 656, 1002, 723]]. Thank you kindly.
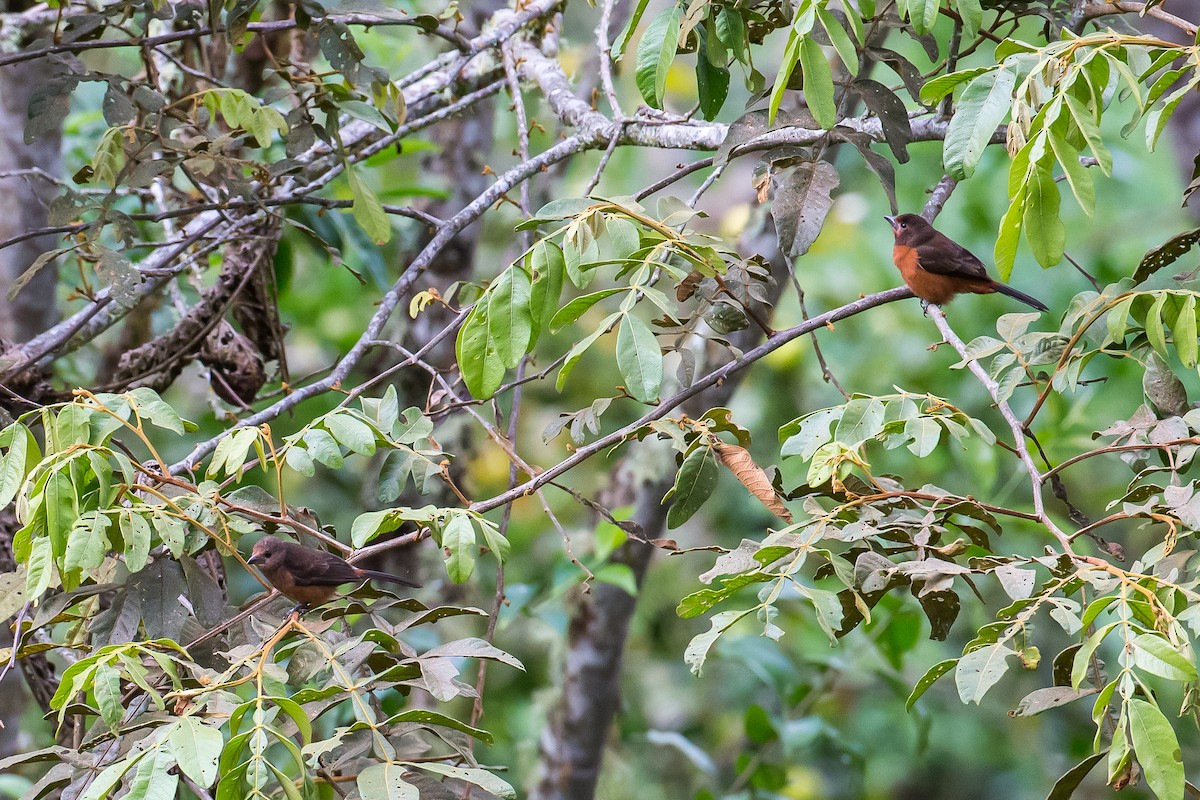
[[0, 59, 64, 343], [532, 211, 789, 800]]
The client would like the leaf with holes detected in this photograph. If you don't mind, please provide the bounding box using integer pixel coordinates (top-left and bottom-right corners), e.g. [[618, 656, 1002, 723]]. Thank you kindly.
[[771, 161, 840, 259], [956, 643, 1015, 704]]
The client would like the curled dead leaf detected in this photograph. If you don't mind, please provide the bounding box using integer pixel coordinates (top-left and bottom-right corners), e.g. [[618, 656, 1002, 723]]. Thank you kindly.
[[713, 441, 792, 523]]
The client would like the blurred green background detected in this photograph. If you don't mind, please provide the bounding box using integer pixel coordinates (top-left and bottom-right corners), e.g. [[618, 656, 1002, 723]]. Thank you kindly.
[[13, 3, 1198, 797]]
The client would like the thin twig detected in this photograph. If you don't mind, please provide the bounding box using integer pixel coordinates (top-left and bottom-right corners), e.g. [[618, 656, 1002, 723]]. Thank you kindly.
[[927, 306, 1075, 553], [471, 287, 914, 514]]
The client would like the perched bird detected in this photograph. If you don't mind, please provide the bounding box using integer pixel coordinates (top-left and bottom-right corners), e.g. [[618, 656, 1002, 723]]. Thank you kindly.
[[885, 214, 1048, 311], [247, 535, 421, 612]]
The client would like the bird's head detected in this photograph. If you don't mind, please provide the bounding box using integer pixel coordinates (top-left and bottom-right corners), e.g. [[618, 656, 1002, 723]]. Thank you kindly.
[[884, 213, 930, 242], [248, 536, 287, 569]]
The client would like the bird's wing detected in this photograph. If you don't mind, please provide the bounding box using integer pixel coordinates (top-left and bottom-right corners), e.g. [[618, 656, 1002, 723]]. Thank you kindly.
[[914, 238, 990, 280], [283, 547, 362, 586]]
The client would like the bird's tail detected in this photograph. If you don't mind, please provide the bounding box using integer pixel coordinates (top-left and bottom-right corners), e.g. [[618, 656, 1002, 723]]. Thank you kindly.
[[358, 568, 422, 589], [995, 283, 1049, 312]]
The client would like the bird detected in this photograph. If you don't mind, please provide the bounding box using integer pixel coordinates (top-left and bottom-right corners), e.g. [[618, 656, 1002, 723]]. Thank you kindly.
[[885, 214, 1048, 312], [247, 535, 421, 613]]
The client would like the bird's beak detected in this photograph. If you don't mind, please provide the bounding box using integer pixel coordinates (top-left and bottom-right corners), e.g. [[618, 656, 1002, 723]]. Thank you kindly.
[[883, 215, 897, 228], [247, 553, 262, 565]]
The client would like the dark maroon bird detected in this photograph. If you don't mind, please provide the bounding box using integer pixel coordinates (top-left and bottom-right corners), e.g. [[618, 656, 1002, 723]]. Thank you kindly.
[[247, 535, 420, 609], [885, 214, 1048, 311]]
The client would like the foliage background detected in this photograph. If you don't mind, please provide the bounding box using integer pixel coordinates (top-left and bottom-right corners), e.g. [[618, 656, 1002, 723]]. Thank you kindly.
[[1, 0, 1199, 796]]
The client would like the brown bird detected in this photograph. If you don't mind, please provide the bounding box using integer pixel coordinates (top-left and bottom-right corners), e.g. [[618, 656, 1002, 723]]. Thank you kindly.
[[885, 214, 1048, 311], [247, 535, 421, 612]]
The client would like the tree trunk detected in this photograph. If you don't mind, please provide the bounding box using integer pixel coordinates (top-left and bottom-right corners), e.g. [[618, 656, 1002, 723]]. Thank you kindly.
[[532, 211, 789, 800], [0, 59, 64, 342]]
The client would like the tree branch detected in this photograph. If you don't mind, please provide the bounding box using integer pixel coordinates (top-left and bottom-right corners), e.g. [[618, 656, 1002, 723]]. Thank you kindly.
[[926, 306, 1076, 554]]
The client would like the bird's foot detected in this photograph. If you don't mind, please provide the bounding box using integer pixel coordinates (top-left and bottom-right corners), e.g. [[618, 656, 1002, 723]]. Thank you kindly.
[[287, 603, 311, 618], [920, 299, 931, 316]]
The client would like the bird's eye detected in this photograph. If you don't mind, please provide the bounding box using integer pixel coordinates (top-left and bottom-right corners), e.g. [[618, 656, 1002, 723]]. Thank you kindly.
[[899, 222, 908, 229]]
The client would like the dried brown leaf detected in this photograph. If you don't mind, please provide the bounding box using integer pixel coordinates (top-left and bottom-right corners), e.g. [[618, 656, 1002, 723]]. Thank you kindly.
[[713, 442, 792, 523]]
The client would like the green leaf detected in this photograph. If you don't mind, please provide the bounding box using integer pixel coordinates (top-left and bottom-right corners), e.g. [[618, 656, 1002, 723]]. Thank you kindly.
[[919, 66, 992, 104], [635, 7, 681, 109], [1105, 295, 1134, 345], [207, 426, 260, 479], [0, 423, 34, 508], [744, 704, 778, 744], [410, 763, 515, 799], [769, 26, 804, 124], [532, 198, 599, 221], [126, 743, 178, 800], [348, 168, 391, 245], [1079, 594, 1119, 630], [357, 763, 419, 800], [1022, 164, 1064, 268], [696, 36, 731, 119], [677, 573, 773, 618], [549, 288, 626, 333], [65, 513, 111, 575], [1048, 135, 1094, 216], [1146, 79, 1199, 152], [798, 37, 836, 129], [593, 562, 638, 595], [955, 643, 1015, 704], [284, 445, 315, 477], [488, 265, 534, 369], [1146, 292, 1170, 360], [1064, 94, 1112, 175], [326, 413, 376, 456], [1071, 623, 1116, 688], [834, 398, 885, 446], [816, 8, 858, 76], [667, 445, 720, 528], [269, 695, 313, 744], [170, 717, 224, 787], [1131, 634, 1199, 682], [44, 469, 77, 556], [684, 608, 750, 675], [616, 314, 662, 403], [905, 416, 942, 457], [477, 520, 511, 563], [385, 708, 495, 744], [303, 428, 343, 468], [1175, 293, 1197, 368], [93, 662, 123, 732], [994, 182, 1027, 281], [1127, 698, 1184, 800], [80, 752, 144, 800], [556, 312, 620, 391], [716, 6, 749, 64], [456, 301, 505, 399], [612, 0, 651, 60], [441, 514, 477, 583], [25, 535, 53, 600], [529, 241, 566, 343], [1046, 753, 1105, 800], [121, 512, 152, 572], [350, 509, 407, 547], [907, 658, 958, 710], [954, 0, 982, 38], [908, 0, 939, 34], [944, 68, 1015, 180]]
